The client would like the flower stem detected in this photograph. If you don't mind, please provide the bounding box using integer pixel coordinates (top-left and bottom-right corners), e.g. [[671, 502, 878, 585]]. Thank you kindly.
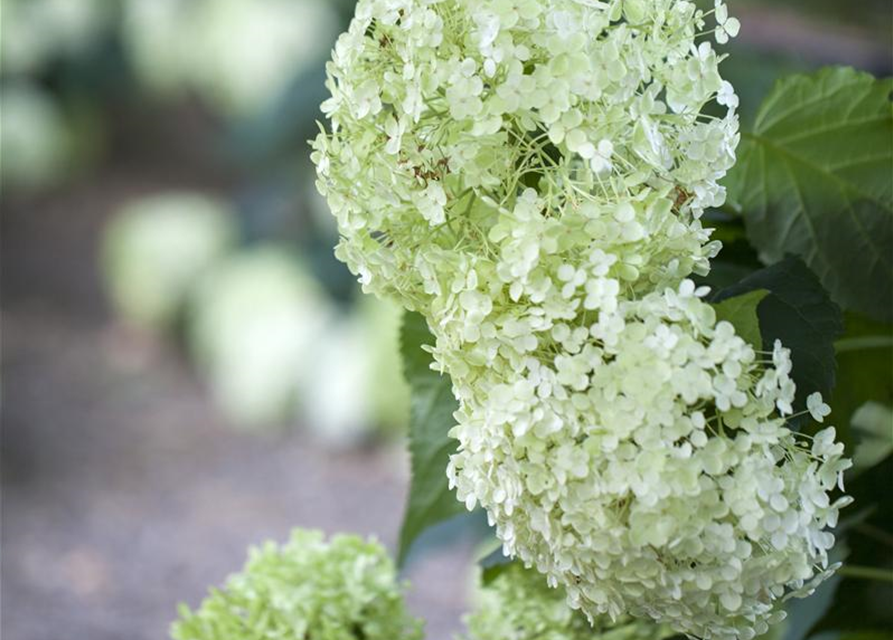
[[854, 522, 893, 550], [838, 565, 893, 583]]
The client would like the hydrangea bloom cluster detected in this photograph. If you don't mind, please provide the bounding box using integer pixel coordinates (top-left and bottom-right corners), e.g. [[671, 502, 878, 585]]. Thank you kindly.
[[463, 562, 671, 640], [312, 1, 850, 638], [171, 529, 423, 640], [314, 0, 738, 306], [448, 290, 851, 639]]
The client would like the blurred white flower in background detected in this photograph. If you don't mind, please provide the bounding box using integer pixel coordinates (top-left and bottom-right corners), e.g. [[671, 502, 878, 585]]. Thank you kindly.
[[850, 401, 893, 471], [122, 0, 339, 117], [189, 247, 333, 429], [191, 0, 339, 116], [301, 296, 409, 446], [100, 191, 410, 442], [119, 0, 195, 98], [0, 82, 71, 190], [189, 246, 410, 440], [0, 0, 108, 75], [359, 296, 411, 436], [301, 315, 373, 444], [101, 192, 236, 330]]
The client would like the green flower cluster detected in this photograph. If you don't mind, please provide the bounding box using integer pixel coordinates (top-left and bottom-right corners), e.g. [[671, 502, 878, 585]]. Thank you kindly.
[[463, 563, 672, 640], [171, 529, 423, 640]]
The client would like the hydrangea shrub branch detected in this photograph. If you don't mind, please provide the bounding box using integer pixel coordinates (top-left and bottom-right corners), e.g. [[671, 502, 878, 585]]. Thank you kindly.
[[312, 1, 852, 638]]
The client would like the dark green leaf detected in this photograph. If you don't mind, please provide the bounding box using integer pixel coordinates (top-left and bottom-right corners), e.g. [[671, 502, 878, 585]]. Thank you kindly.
[[706, 49, 812, 129], [726, 66, 893, 322], [396, 311, 465, 566], [831, 313, 893, 453], [694, 211, 762, 290], [478, 546, 516, 586], [711, 257, 843, 412], [712, 289, 769, 348], [697, 260, 759, 291]]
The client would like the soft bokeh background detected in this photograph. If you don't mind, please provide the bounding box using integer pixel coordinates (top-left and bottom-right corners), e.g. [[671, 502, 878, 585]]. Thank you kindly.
[[1, 2, 890, 639]]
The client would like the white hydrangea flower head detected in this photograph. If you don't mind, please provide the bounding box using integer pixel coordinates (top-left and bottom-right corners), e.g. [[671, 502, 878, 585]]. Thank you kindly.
[[312, 1, 850, 639], [445, 281, 852, 640], [313, 0, 739, 313]]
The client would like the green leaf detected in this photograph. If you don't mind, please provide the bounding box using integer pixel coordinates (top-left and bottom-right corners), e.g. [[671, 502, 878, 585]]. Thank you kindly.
[[396, 311, 465, 566], [478, 546, 516, 586], [694, 211, 763, 291], [712, 289, 769, 348], [726, 66, 893, 322], [831, 313, 893, 452], [711, 256, 843, 414]]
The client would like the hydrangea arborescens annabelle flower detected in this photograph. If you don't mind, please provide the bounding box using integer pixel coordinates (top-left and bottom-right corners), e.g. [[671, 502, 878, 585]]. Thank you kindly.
[[312, 1, 851, 638], [447, 286, 851, 639], [171, 529, 423, 640]]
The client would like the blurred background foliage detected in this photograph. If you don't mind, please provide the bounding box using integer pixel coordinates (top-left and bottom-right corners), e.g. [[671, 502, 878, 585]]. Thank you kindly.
[[1, 1, 890, 639]]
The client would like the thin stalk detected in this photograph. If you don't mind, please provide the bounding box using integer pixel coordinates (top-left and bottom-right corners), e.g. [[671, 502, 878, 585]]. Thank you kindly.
[[838, 565, 893, 583]]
